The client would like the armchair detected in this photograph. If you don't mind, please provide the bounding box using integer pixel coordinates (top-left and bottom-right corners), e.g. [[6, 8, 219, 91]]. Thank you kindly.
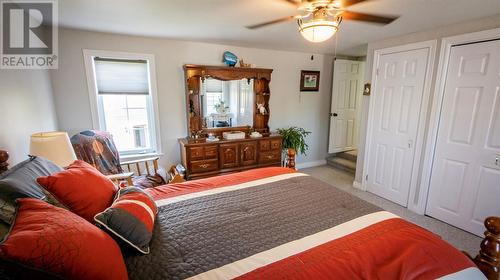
[[70, 130, 181, 188]]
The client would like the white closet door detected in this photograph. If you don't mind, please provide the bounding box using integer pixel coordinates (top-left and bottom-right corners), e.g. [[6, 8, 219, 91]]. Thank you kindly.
[[366, 48, 430, 207], [426, 40, 500, 236], [328, 59, 364, 153]]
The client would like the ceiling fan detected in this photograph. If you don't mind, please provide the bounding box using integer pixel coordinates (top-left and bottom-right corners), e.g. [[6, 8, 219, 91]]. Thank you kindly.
[[246, 0, 399, 43]]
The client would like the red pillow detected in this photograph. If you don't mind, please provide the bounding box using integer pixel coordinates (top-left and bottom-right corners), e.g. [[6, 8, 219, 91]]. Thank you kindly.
[[95, 187, 158, 254], [0, 198, 128, 280], [37, 160, 117, 222]]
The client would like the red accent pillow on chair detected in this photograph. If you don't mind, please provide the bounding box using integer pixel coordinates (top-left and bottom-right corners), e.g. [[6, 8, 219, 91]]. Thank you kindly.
[[0, 198, 128, 280], [37, 160, 117, 222]]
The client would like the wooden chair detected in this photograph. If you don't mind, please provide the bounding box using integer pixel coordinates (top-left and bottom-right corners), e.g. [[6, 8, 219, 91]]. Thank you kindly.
[[107, 156, 160, 186], [70, 130, 184, 187]]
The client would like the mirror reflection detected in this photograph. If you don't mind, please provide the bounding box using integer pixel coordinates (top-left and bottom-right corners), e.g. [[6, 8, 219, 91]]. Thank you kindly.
[[201, 78, 254, 128]]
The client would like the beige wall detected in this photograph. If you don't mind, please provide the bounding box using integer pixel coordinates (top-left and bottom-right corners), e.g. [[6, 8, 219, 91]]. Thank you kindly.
[[50, 28, 334, 168], [355, 14, 500, 187], [0, 70, 58, 165]]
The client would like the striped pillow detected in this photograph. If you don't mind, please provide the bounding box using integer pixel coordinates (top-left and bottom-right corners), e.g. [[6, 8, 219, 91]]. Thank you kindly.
[[94, 187, 157, 254]]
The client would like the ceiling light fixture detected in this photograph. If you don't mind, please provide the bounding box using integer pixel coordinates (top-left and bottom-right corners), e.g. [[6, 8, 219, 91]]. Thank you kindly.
[[297, 8, 342, 43]]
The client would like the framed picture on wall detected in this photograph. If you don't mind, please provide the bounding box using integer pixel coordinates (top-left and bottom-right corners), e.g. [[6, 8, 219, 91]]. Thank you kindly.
[[300, 70, 320, 92]]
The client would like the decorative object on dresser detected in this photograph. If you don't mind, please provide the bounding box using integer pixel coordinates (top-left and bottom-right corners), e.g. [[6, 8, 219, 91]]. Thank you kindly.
[[181, 64, 283, 179], [300, 70, 320, 91], [29, 132, 77, 167], [222, 51, 238, 67]]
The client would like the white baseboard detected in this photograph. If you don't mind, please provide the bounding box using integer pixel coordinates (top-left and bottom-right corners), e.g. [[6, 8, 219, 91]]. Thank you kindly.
[[352, 180, 363, 190], [296, 160, 327, 170]]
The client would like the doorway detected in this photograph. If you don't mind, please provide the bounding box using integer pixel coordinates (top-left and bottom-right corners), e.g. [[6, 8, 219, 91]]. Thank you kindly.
[[327, 59, 364, 174]]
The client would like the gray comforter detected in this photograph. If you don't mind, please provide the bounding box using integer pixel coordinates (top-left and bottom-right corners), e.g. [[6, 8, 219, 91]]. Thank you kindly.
[[125, 175, 380, 280]]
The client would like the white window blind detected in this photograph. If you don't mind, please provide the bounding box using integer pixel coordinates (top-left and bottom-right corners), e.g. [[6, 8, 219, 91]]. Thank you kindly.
[[94, 58, 149, 95], [204, 78, 223, 92]]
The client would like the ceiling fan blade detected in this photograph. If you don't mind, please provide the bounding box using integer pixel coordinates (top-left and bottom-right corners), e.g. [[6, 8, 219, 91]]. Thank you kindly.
[[341, 11, 398, 24], [282, 0, 301, 6], [341, 0, 370, 7], [246, 16, 297, 30]]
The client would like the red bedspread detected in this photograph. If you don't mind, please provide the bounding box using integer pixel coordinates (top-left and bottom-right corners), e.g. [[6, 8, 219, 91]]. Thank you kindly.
[[236, 218, 475, 280], [145, 167, 481, 280], [145, 167, 295, 201]]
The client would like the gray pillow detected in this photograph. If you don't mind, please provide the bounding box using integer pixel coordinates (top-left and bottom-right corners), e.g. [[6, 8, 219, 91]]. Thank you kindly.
[[0, 156, 63, 224]]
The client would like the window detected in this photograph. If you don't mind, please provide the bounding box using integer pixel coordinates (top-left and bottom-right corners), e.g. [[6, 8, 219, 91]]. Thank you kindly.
[[84, 51, 160, 156], [203, 78, 223, 116]]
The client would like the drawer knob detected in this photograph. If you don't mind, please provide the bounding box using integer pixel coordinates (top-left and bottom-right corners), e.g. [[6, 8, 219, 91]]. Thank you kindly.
[[266, 155, 274, 159]]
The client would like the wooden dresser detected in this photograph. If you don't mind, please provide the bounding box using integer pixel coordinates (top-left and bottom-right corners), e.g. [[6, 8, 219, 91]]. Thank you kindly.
[[180, 64, 282, 180], [179, 135, 282, 180]]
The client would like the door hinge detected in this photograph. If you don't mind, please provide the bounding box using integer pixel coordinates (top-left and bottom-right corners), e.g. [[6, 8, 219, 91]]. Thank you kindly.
[[376, 68, 379, 76], [365, 174, 368, 181]]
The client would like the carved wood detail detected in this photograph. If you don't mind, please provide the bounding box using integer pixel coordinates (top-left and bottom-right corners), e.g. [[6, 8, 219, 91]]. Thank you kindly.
[[473, 216, 500, 280]]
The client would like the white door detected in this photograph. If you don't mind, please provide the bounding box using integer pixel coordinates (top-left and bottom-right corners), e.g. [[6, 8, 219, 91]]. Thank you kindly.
[[366, 48, 430, 206], [426, 39, 500, 236], [328, 59, 364, 153]]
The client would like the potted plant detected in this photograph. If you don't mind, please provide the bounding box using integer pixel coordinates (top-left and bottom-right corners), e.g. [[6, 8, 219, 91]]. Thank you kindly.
[[276, 126, 311, 168]]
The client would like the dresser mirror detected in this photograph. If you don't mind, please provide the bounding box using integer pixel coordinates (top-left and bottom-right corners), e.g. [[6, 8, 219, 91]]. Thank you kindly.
[[184, 64, 273, 137], [201, 78, 254, 128]]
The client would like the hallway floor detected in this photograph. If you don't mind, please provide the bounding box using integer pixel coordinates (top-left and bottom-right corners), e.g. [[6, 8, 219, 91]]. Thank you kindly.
[[301, 165, 482, 256]]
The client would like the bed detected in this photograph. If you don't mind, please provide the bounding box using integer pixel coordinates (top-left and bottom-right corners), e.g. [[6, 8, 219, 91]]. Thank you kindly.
[[129, 167, 497, 280], [0, 150, 498, 280]]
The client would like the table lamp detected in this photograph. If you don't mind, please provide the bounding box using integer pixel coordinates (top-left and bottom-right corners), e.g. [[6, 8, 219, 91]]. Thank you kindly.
[[30, 132, 77, 167]]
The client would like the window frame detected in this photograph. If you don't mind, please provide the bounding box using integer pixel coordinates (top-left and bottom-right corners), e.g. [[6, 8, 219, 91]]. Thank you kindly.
[[83, 49, 162, 156]]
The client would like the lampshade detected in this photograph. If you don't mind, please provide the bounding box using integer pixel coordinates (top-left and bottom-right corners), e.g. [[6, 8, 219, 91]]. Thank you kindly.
[[30, 132, 77, 167], [299, 19, 339, 43]]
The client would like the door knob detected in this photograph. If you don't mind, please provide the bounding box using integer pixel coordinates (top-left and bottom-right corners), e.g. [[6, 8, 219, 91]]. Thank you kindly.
[[408, 140, 414, 149], [330, 113, 338, 117], [496, 154, 499, 166]]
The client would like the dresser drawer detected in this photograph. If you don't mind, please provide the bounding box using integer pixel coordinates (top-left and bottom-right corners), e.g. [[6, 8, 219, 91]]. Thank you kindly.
[[188, 147, 204, 160], [259, 151, 281, 164], [188, 145, 218, 161], [190, 159, 218, 173], [270, 139, 281, 150], [259, 140, 270, 151], [204, 146, 218, 159]]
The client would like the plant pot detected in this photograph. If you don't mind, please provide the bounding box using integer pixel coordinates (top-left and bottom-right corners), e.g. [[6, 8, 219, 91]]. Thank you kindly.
[[286, 148, 296, 170]]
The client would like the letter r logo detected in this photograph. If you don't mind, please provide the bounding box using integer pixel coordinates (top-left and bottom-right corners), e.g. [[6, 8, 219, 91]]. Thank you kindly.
[[2, 1, 53, 54]]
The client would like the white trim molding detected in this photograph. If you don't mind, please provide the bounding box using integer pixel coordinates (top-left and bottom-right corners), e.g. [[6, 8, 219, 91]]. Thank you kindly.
[[352, 180, 362, 190], [417, 27, 500, 215], [362, 40, 437, 212], [296, 160, 327, 170], [82, 49, 162, 156]]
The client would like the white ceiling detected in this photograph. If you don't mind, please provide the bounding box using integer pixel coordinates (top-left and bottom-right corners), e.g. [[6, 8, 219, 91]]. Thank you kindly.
[[59, 0, 500, 56]]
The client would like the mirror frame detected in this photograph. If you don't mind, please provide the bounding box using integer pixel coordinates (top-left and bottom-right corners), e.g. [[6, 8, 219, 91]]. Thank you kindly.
[[183, 64, 273, 137]]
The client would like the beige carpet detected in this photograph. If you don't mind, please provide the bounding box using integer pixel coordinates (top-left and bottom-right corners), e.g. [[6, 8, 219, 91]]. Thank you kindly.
[[301, 165, 482, 256]]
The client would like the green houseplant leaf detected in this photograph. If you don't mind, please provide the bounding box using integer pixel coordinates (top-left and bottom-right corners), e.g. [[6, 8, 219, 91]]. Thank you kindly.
[[276, 126, 311, 156]]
